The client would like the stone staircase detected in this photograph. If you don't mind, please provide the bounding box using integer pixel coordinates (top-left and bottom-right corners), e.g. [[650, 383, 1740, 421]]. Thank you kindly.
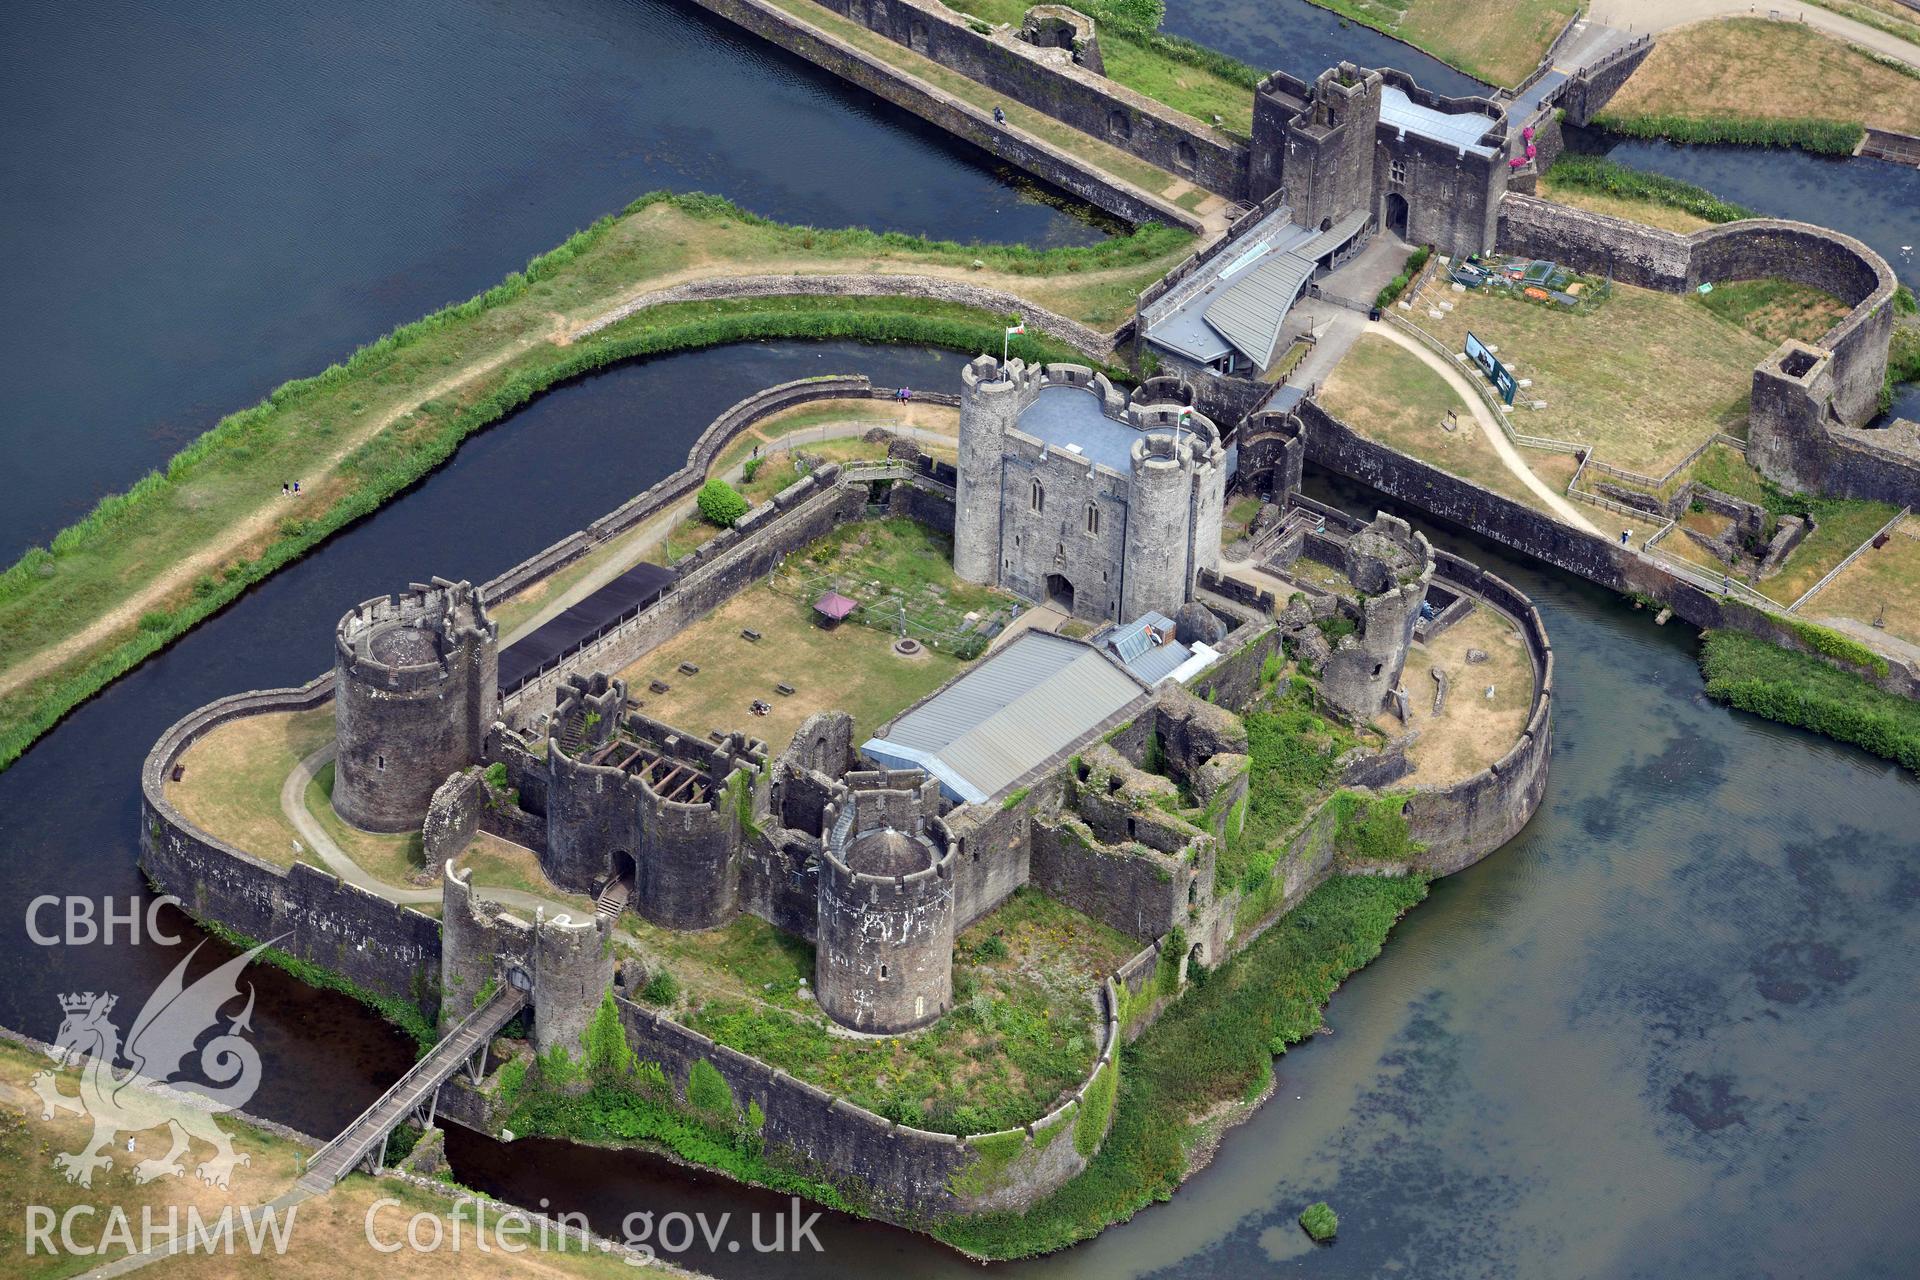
[[595, 875, 630, 921]]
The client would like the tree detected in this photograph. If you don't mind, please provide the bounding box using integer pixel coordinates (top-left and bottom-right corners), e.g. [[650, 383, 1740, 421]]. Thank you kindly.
[[697, 478, 749, 528]]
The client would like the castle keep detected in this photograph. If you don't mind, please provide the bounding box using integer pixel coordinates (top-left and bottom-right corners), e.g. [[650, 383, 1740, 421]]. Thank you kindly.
[[955, 356, 1226, 623]]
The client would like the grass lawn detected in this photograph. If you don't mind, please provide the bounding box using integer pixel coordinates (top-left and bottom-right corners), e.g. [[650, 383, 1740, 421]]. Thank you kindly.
[[710, 397, 958, 477], [1415, 282, 1771, 475], [683, 887, 1137, 1134], [932, 0, 1257, 133], [0, 1038, 313, 1280], [1302, 0, 1579, 87], [1606, 19, 1920, 135], [307, 761, 425, 885], [1385, 605, 1535, 785], [618, 584, 962, 747], [0, 191, 1190, 775], [1317, 334, 1571, 515], [777, 517, 1016, 648], [166, 705, 333, 869], [1758, 496, 1904, 606], [1802, 517, 1920, 646], [1220, 495, 1263, 551], [1533, 180, 1713, 234], [769, 0, 1214, 192], [456, 832, 597, 915], [139, 1173, 644, 1279], [1695, 279, 1850, 347]]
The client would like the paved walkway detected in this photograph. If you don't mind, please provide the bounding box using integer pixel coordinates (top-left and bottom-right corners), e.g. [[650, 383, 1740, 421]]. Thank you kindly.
[[502, 419, 957, 649], [1592, 2, 1920, 69], [1366, 322, 1602, 534], [282, 745, 588, 920]]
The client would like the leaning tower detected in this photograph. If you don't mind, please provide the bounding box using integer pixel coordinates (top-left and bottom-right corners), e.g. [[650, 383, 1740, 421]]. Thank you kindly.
[[815, 772, 954, 1035], [333, 577, 498, 832]]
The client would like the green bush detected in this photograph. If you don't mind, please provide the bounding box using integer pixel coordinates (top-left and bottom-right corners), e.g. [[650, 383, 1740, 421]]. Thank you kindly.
[[740, 457, 765, 482], [1700, 631, 1920, 772], [697, 478, 750, 527], [1073, 1056, 1119, 1156], [687, 1058, 737, 1118], [1376, 274, 1410, 309], [1784, 617, 1890, 677], [1592, 111, 1864, 155], [1541, 155, 1757, 224], [936, 876, 1426, 1259], [582, 987, 640, 1082], [641, 969, 680, 1006], [1299, 1201, 1339, 1241]]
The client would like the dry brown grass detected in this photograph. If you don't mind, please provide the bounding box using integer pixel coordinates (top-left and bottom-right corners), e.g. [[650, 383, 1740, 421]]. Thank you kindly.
[[166, 707, 333, 869], [142, 1174, 648, 1279], [1532, 182, 1714, 234], [1385, 605, 1534, 785], [618, 585, 962, 749], [1416, 284, 1770, 474], [1609, 18, 1920, 133], [1804, 517, 1920, 646], [0, 1037, 306, 1280], [1318, 334, 1574, 515]]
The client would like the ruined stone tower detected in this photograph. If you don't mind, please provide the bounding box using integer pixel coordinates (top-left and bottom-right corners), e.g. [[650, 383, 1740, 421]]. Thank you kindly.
[[333, 578, 497, 832], [1319, 513, 1433, 722], [816, 771, 954, 1035], [541, 672, 758, 929]]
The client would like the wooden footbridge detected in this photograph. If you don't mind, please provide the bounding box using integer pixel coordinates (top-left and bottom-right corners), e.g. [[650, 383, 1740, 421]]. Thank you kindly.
[[295, 984, 528, 1193]]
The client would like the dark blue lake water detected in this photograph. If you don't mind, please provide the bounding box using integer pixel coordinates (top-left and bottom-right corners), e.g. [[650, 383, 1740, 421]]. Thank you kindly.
[[0, 0, 1101, 561]]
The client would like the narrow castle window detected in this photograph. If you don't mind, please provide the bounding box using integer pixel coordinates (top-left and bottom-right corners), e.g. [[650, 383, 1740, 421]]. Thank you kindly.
[[880, 964, 889, 980], [376, 754, 385, 771], [1390, 158, 1407, 184], [1031, 478, 1045, 513], [1085, 502, 1100, 536]]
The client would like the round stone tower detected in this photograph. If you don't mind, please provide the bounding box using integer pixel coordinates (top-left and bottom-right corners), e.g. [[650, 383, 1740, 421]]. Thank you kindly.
[[532, 907, 615, 1057], [334, 578, 498, 833], [1122, 434, 1194, 622], [816, 772, 954, 1035], [954, 355, 1036, 585]]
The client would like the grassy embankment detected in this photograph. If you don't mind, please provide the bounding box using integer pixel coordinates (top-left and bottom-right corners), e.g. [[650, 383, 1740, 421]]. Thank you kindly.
[[953, 0, 1261, 134], [1700, 630, 1920, 771], [0, 1038, 654, 1278], [935, 873, 1428, 1258], [643, 888, 1137, 1135], [1535, 155, 1759, 234], [0, 192, 1192, 773], [1599, 18, 1920, 152], [1294, 0, 1579, 87]]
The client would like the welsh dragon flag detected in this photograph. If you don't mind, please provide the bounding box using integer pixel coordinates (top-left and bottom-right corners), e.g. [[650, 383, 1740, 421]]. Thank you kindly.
[[1005, 320, 1026, 336]]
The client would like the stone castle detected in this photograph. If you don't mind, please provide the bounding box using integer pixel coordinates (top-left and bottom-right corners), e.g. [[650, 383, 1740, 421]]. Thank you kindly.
[[954, 357, 1226, 623]]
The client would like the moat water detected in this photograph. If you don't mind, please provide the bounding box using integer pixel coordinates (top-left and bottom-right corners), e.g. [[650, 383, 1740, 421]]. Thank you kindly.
[[4, 1, 1920, 1275], [0, 0, 1104, 562]]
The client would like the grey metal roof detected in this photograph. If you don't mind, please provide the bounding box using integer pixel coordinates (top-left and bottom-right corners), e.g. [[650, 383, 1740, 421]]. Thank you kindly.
[[1110, 611, 1176, 664], [1170, 210, 1372, 371], [1380, 85, 1498, 157], [861, 631, 1145, 804], [1203, 253, 1315, 370]]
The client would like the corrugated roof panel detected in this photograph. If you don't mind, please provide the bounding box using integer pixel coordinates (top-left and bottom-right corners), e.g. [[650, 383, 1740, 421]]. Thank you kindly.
[[1124, 640, 1191, 686], [1203, 252, 1315, 369], [861, 632, 1145, 801], [1379, 85, 1498, 157]]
